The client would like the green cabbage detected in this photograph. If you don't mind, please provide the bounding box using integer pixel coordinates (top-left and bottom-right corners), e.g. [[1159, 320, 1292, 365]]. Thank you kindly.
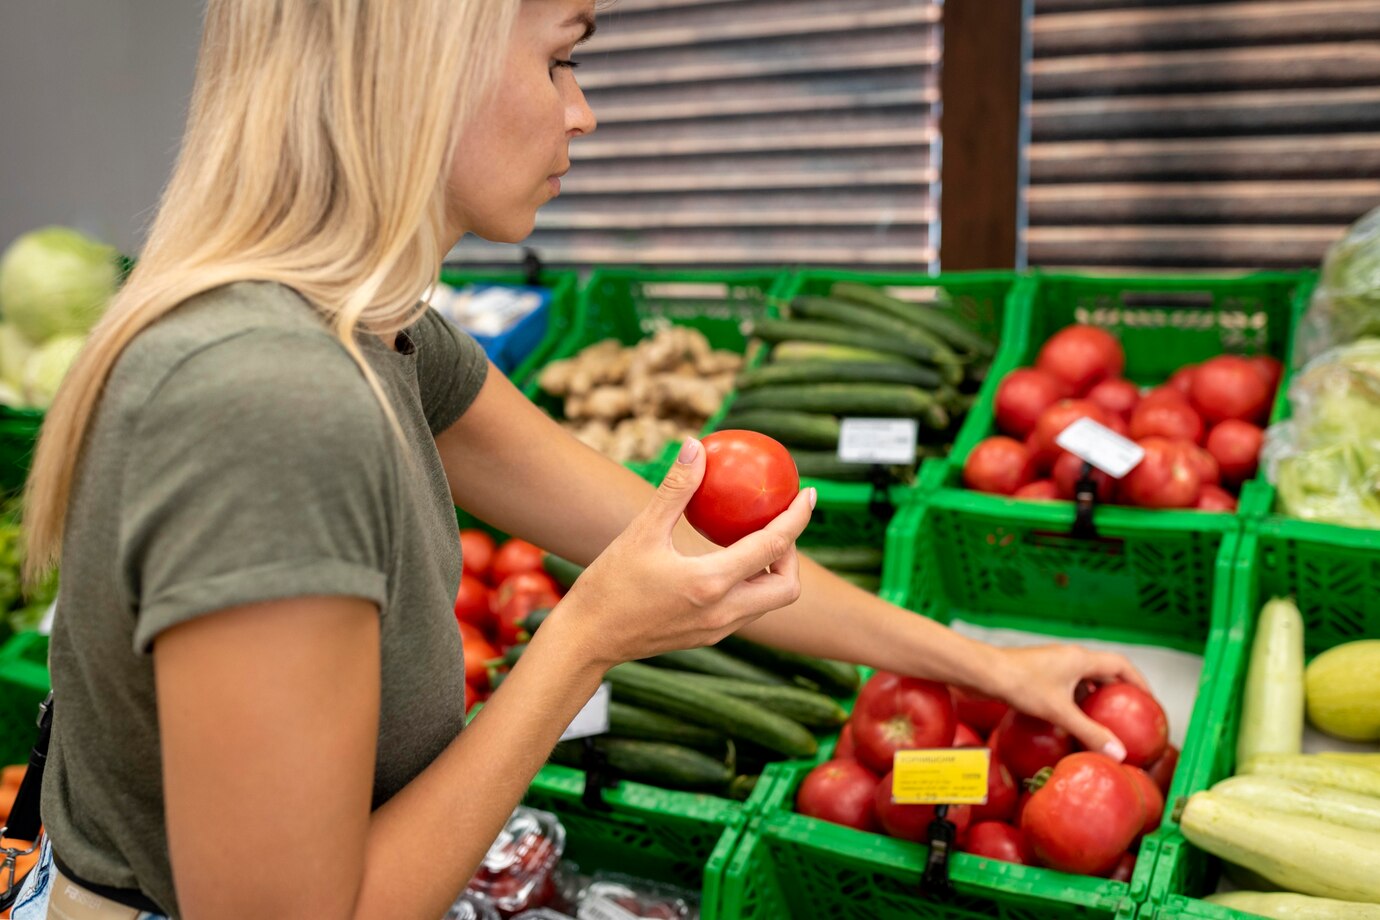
[[0, 226, 118, 344], [0, 323, 36, 393], [22, 334, 85, 410]]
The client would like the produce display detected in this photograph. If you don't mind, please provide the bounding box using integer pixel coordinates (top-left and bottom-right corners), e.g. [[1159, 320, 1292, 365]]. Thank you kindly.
[[721, 283, 995, 483], [967, 323, 1280, 510], [0, 499, 58, 635], [536, 327, 743, 464]]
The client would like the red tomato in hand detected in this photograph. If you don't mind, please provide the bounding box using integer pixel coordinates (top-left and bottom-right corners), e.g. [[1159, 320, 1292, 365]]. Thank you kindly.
[[1109, 852, 1137, 882], [491, 539, 545, 584], [1123, 765, 1165, 841], [1078, 682, 1169, 767], [796, 759, 880, 832], [459, 529, 496, 582], [1030, 400, 1116, 469], [459, 624, 499, 690], [874, 770, 973, 842], [1086, 378, 1141, 421], [1191, 355, 1271, 425], [962, 821, 1035, 865], [1130, 396, 1204, 445], [1014, 479, 1059, 501], [963, 437, 1037, 496], [1036, 325, 1126, 396], [951, 687, 1009, 735], [852, 677, 957, 775], [994, 711, 1074, 782], [1052, 451, 1115, 502], [995, 368, 1070, 438], [685, 430, 800, 546], [970, 758, 1019, 824], [454, 573, 492, 631], [1121, 437, 1201, 509], [1206, 419, 1263, 487], [1196, 485, 1238, 512], [1145, 745, 1179, 795], [1252, 355, 1283, 395], [835, 722, 859, 762], [1021, 752, 1146, 876], [492, 572, 561, 647], [953, 723, 983, 747]]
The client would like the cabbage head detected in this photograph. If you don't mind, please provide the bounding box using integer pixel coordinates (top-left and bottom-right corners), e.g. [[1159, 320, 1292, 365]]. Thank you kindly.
[[23, 334, 86, 410], [0, 323, 35, 393], [0, 226, 118, 343]]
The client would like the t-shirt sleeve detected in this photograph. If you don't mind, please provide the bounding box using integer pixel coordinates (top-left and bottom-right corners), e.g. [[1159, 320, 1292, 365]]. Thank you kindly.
[[408, 307, 489, 435], [119, 331, 398, 654]]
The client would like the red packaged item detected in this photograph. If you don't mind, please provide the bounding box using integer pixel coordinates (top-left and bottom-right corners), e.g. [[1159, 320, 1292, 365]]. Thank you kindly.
[[447, 893, 502, 920], [468, 807, 567, 916], [577, 874, 699, 920]]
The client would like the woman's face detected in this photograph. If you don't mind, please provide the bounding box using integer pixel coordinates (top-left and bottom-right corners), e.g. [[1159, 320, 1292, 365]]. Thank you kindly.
[[447, 0, 597, 245]]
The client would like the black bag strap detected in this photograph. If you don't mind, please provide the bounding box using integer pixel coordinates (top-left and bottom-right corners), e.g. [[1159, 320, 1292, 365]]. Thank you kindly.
[[0, 691, 52, 912]]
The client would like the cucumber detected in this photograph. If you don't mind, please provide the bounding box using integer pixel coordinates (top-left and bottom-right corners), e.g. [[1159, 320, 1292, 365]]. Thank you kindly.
[[551, 738, 733, 790], [769, 341, 921, 366], [1237, 597, 1305, 764], [519, 607, 555, 636], [645, 647, 791, 685], [719, 410, 840, 449], [606, 661, 818, 758], [736, 360, 944, 391], [788, 296, 960, 368], [1180, 790, 1380, 902], [830, 282, 994, 357], [608, 702, 727, 751], [790, 451, 885, 482], [660, 672, 848, 729], [835, 572, 882, 593], [1205, 891, 1380, 919], [715, 635, 862, 695], [729, 384, 948, 428], [1210, 774, 1380, 833], [541, 552, 585, 590], [800, 546, 884, 573], [1240, 753, 1380, 797], [727, 775, 759, 801], [749, 319, 963, 382]]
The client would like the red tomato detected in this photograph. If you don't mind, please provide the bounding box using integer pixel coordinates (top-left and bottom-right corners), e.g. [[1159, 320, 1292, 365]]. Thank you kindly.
[[1130, 396, 1204, 444], [1123, 765, 1165, 841], [1078, 682, 1169, 767], [851, 677, 957, 775], [1013, 479, 1059, 501], [1021, 752, 1146, 876], [969, 758, 1018, 824], [492, 572, 561, 647], [1052, 451, 1115, 502], [685, 430, 800, 546], [963, 437, 1037, 496], [1206, 419, 1263, 487], [1145, 745, 1179, 795], [954, 723, 983, 747], [1190, 356, 1271, 425], [1188, 445, 1220, 486], [459, 529, 496, 582], [856, 671, 904, 706], [1196, 485, 1238, 512], [1086, 378, 1141, 421], [962, 821, 1034, 866], [835, 722, 858, 761], [796, 759, 881, 832], [951, 687, 1010, 735], [1167, 365, 1197, 395], [491, 539, 545, 584], [1252, 355, 1283, 395], [1121, 437, 1201, 509], [995, 368, 1070, 438], [1109, 852, 1137, 883], [874, 771, 973, 842], [453, 573, 493, 631], [1036, 325, 1126, 396], [1030, 400, 1115, 469], [994, 711, 1073, 782], [459, 626, 499, 690]]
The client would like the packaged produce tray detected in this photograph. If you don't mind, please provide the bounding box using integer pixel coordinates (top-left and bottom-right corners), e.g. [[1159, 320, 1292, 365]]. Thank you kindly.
[[0, 631, 49, 768], [437, 266, 578, 388], [710, 498, 1242, 920], [1142, 518, 1380, 919]]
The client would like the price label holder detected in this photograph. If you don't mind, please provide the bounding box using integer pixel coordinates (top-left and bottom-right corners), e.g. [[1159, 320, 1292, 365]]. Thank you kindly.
[[1054, 418, 1147, 539], [892, 749, 991, 898], [561, 682, 615, 810], [838, 418, 919, 520]]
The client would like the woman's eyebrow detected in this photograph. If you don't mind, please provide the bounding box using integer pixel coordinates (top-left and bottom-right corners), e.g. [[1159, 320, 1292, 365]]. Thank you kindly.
[[564, 11, 597, 45]]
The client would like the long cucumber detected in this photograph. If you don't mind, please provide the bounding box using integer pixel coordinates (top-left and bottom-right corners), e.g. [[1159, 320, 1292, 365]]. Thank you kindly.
[[830, 282, 994, 357], [736, 360, 944, 391], [1206, 891, 1380, 919], [715, 635, 862, 695], [769, 341, 922, 366], [719, 410, 840, 449], [609, 702, 728, 752], [749, 319, 962, 382], [659, 672, 848, 729], [729, 384, 948, 428], [1240, 753, 1380, 797], [788, 296, 960, 368], [644, 646, 790, 686], [1237, 597, 1305, 764], [550, 738, 733, 790]]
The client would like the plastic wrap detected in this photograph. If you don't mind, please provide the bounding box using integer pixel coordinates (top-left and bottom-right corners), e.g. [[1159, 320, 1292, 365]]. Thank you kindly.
[[576, 873, 699, 920], [466, 807, 568, 917], [446, 893, 502, 920], [1295, 206, 1380, 365]]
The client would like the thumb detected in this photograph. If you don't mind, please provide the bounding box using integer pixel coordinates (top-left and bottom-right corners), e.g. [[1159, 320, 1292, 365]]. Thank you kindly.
[[641, 437, 705, 537], [1057, 705, 1129, 763]]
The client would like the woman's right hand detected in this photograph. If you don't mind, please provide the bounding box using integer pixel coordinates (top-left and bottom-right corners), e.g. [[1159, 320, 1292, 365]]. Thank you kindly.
[[552, 437, 815, 669]]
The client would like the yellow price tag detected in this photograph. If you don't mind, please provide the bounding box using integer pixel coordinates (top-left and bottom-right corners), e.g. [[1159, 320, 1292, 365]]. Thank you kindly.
[[891, 748, 991, 805]]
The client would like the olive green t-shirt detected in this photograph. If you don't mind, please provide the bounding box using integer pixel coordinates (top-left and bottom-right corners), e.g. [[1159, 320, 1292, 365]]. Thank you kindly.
[[42, 281, 489, 917]]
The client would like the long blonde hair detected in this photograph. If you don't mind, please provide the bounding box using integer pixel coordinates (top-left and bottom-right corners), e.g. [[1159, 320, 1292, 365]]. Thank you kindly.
[[23, 0, 519, 581]]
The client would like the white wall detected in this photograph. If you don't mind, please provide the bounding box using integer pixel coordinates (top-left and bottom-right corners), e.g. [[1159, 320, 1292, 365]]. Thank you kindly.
[[0, 1, 203, 255]]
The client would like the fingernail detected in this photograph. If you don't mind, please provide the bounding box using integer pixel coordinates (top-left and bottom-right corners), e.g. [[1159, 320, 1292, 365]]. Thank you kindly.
[[677, 438, 700, 464], [808, 487, 817, 509], [1102, 738, 1127, 762]]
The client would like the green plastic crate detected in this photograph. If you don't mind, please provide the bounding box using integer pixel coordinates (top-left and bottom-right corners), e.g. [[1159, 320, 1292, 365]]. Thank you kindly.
[[1143, 516, 1380, 919], [0, 631, 49, 767], [0, 407, 44, 497], [437, 267, 579, 390], [523, 268, 790, 481]]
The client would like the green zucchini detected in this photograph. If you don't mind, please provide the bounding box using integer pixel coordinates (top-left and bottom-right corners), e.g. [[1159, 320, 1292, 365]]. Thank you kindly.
[[608, 702, 727, 751], [1205, 891, 1380, 919], [788, 296, 960, 368], [1210, 774, 1380, 833], [729, 384, 948, 428], [769, 341, 921, 366], [749, 319, 962, 382], [736, 360, 944, 391], [541, 552, 585, 590], [800, 546, 885, 573], [718, 410, 840, 449], [715, 635, 862, 695], [830, 282, 994, 358], [606, 661, 818, 758], [551, 738, 733, 790], [660, 672, 848, 729], [1240, 753, 1380, 797], [1237, 597, 1305, 764], [644, 647, 790, 685], [1180, 790, 1380, 902]]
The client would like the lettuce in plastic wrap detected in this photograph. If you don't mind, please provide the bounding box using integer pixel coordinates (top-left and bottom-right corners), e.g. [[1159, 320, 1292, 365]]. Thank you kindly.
[[1296, 206, 1380, 364]]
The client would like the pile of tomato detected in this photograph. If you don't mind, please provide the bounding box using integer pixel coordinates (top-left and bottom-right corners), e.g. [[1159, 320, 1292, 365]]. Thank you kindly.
[[795, 673, 1179, 879]]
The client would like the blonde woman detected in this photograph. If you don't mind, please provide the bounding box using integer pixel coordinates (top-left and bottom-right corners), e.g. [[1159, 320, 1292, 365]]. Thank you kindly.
[[11, 1, 1146, 918]]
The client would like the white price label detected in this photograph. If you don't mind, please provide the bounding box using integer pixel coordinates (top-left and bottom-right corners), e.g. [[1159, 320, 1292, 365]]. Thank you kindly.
[[837, 418, 919, 465], [1055, 418, 1146, 479], [560, 682, 611, 742]]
